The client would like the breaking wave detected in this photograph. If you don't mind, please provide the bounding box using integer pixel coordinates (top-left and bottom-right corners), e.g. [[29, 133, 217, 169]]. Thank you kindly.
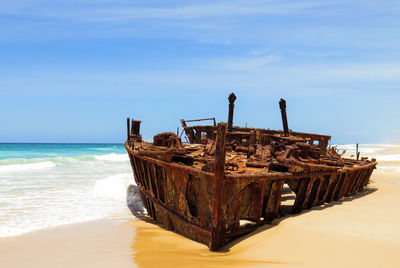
[[0, 161, 56, 172], [0, 145, 137, 238], [0, 153, 129, 174]]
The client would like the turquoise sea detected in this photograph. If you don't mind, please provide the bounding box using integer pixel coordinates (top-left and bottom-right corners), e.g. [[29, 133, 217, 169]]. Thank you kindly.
[[0, 143, 135, 237], [1, 143, 398, 238]]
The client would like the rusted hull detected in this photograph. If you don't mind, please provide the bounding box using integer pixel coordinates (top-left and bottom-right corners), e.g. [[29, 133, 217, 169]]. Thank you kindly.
[[126, 141, 376, 250], [125, 94, 377, 251]]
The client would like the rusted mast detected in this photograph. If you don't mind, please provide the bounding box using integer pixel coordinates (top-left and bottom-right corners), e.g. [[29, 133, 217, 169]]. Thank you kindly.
[[210, 122, 227, 251], [227, 93, 237, 130], [279, 98, 290, 137], [127, 117, 131, 140]]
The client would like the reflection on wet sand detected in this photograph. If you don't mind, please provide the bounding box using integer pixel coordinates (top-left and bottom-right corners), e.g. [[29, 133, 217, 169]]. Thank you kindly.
[[129, 219, 286, 267]]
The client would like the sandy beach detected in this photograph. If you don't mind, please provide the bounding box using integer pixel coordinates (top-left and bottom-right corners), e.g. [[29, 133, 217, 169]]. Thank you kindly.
[[1, 146, 400, 268]]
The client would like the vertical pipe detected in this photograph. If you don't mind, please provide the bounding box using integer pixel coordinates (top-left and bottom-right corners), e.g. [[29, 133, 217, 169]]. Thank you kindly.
[[210, 122, 227, 251], [227, 93, 236, 131], [127, 117, 131, 140], [356, 143, 359, 160], [279, 98, 289, 137]]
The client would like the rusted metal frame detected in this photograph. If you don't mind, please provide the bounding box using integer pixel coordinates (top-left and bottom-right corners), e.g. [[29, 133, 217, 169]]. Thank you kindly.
[[292, 178, 311, 213], [225, 170, 338, 180], [356, 168, 370, 192], [128, 154, 142, 187], [264, 180, 284, 222], [134, 157, 150, 196], [228, 93, 236, 130], [257, 180, 267, 221], [127, 117, 131, 140], [348, 169, 364, 195], [222, 181, 243, 231], [150, 199, 157, 221], [151, 201, 211, 245], [352, 169, 367, 193], [142, 196, 150, 216], [305, 176, 320, 209], [331, 172, 345, 200], [365, 165, 375, 184], [279, 98, 290, 136], [141, 159, 155, 198], [185, 118, 216, 124], [244, 181, 265, 223], [210, 122, 227, 251], [126, 145, 215, 179], [344, 170, 360, 196], [339, 172, 353, 197], [322, 174, 336, 202], [156, 165, 168, 204], [144, 162, 156, 199], [136, 156, 151, 194], [318, 175, 331, 204], [360, 166, 375, 189], [144, 161, 157, 200], [261, 181, 273, 218], [325, 174, 339, 202], [342, 162, 377, 172], [312, 175, 325, 206], [341, 171, 353, 197], [302, 176, 316, 210], [149, 163, 161, 200], [287, 158, 342, 172], [143, 196, 153, 218], [335, 171, 352, 200], [139, 183, 156, 219], [136, 157, 150, 192], [139, 183, 212, 237]]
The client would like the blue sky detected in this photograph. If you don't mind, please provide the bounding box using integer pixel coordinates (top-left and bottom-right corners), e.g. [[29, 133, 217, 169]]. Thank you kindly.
[[0, 0, 399, 144]]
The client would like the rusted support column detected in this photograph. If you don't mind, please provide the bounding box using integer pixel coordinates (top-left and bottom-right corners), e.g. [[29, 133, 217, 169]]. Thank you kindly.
[[264, 180, 284, 222], [132, 120, 141, 135], [127, 117, 131, 140], [130, 120, 142, 142], [227, 93, 236, 131], [356, 143, 360, 160], [250, 129, 256, 146], [279, 98, 290, 137], [210, 122, 227, 251]]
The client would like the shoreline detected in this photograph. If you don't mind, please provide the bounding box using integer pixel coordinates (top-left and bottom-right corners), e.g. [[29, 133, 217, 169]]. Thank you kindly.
[[2, 179, 400, 267], [2, 143, 400, 267]]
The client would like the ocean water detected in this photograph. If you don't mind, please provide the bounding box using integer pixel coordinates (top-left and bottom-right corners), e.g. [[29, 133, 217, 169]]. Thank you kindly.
[[1, 143, 399, 238], [0, 143, 135, 237]]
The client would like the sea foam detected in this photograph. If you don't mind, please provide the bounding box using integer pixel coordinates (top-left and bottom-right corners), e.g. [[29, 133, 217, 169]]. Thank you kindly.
[[0, 144, 137, 238], [0, 161, 56, 172], [94, 153, 129, 162]]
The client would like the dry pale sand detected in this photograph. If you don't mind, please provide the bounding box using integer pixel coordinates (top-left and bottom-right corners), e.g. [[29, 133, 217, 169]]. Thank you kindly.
[[1, 147, 400, 267]]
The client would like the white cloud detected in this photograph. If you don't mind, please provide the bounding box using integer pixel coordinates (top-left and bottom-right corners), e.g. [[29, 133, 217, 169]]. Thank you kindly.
[[88, 1, 326, 21], [0, 0, 328, 21], [220, 53, 282, 71]]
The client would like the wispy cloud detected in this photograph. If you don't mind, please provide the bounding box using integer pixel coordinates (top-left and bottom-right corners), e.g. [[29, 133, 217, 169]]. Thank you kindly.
[[0, 0, 328, 21], [220, 53, 282, 71], [88, 1, 327, 21]]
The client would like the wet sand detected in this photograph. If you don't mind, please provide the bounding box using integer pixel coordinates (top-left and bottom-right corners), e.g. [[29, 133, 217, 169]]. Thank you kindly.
[[1, 148, 400, 267]]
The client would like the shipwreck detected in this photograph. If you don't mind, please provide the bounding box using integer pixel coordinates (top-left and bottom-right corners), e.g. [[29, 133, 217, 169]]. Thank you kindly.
[[125, 93, 377, 251]]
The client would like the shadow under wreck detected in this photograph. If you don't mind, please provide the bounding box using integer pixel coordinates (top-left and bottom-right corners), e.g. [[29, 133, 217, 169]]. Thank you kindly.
[[125, 93, 377, 251]]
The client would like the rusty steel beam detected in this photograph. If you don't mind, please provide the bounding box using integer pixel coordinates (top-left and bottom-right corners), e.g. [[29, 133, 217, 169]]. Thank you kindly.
[[210, 122, 227, 251], [227, 93, 236, 130], [279, 98, 290, 137]]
